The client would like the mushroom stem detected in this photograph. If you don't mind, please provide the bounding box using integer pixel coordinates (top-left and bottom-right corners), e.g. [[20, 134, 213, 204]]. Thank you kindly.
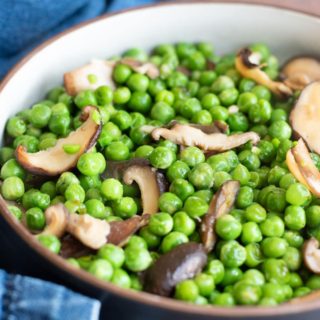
[[123, 165, 160, 215], [200, 180, 240, 252], [151, 123, 259, 152], [287, 139, 320, 197], [303, 238, 320, 274], [235, 48, 292, 97]]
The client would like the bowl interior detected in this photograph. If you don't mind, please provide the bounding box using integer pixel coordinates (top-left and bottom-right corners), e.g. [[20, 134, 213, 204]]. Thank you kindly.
[[1, 1, 320, 317]]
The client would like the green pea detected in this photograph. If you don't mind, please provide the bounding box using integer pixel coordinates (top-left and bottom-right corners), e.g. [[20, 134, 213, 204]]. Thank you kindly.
[[26, 207, 45, 230], [231, 164, 250, 186], [245, 243, 263, 267], [160, 231, 188, 253], [172, 211, 196, 236], [14, 135, 39, 153], [279, 173, 296, 190], [284, 206, 306, 231], [216, 215, 242, 240], [219, 88, 239, 106], [233, 281, 261, 305], [251, 85, 271, 101], [139, 226, 161, 249], [265, 187, 286, 213], [193, 190, 213, 203], [191, 110, 212, 125], [74, 90, 97, 108], [241, 221, 262, 244], [150, 147, 176, 169], [239, 78, 256, 92], [128, 91, 151, 113], [212, 293, 235, 306], [88, 259, 113, 280], [97, 244, 125, 268], [77, 152, 106, 176], [236, 186, 254, 209], [155, 90, 175, 105], [261, 237, 288, 258], [286, 183, 311, 206], [260, 215, 285, 237], [195, 273, 215, 297], [283, 247, 302, 271], [238, 150, 260, 171], [1, 177, 25, 200], [64, 183, 85, 203], [112, 197, 137, 218], [124, 247, 152, 272], [6, 116, 27, 137], [180, 146, 205, 167], [220, 267, 243, 286], [188, 163, 214, 189], [0, 147, 14, 166], [105, 141, 130, 161], [262, 283, 286, 303], [113, 64, 132, 84], [1, 159, 26, 180], [175, 279, 199, 302], [150, 101, 175, 124], [100, 178, 123, 201], [283, 230, 304, 249], [213, 172, 232, 190], [211, 75, 234, 94], [210, 106, 229, 121], [56, 172, 79, 194], [293, 287, 311, 298], [289, 273, 303, 288], [183, 196, 208, 218], [201, 93, 220, 109], [169, 179, 194, 201], [85, 199, 106, 219], [268, 120, 292, 140], [134, 145, 154, 159], [248, 99, 272, 124], [179, 98, 201, 119], [30, 104, 52, 128], [228, 112, 249, 132], [237, 92, 258, 113], [7, 205, 22, 220], [306, 275, 320, 290], [127, 73, 149, 92], [79, 175, 101, 192], [158, 192, 182, 214], [271, 109, 287, 123], [220, 240, 246, 268], [37, 234, 61, 253], [263, 259, 290, 284], [149, 212, 173, 236], [242, 269, 265, 286]]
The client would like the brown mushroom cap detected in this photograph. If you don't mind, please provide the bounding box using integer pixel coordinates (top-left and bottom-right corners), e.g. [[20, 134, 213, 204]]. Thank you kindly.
[[290, 81, 320, 154], [107, 214, 150, 247], [143, 242, 207, 297], [235, 48, 292, 98], [281, 57, 320, 90], [200, 180, 240, 252], [151, 123, 259, 152], [123, 165, 160, 215], [60, 234, 93, 259], [16, 107, 101, 176], [64, 59, 115, 95], [120, 57, 159, 79], [289, 139, 320, 197], [39, 203, 69, 238], [303, 238, 320, 274]]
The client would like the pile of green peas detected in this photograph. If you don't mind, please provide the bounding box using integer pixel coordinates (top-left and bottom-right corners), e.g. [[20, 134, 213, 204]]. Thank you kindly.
[[2, 42, 320, 306]]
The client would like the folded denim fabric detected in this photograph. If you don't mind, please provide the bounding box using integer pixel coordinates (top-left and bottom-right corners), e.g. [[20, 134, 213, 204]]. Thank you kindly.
[[0, 0, 156, 78], [0, 269, 100, 320]]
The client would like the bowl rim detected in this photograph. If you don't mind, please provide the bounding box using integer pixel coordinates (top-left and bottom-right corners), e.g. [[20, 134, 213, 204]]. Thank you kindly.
[[1, 0, 320, 317]]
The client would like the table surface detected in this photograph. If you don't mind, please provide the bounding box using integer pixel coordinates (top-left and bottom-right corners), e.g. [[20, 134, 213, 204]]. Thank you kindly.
[[185, 0, 320, 16]]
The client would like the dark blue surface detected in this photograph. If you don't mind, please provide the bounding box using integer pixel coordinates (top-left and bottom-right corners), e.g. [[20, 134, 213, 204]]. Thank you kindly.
[[0, 0, 155, 79]]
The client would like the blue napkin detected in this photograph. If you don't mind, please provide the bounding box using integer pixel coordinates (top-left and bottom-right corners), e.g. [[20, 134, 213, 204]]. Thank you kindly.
[[0, 269, 100, 320], [0, 0, 156, 79], [0, 0, 156, 319]]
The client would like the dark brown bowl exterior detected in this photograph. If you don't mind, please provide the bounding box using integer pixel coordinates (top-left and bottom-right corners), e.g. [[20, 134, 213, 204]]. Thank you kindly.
[[1, 1, 320, 320]]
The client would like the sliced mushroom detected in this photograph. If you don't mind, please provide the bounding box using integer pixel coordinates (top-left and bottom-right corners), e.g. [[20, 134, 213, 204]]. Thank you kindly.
[[143, 242, 207, 297], [151, 123, 259, 151], [286, 149, 308, 187], [289, 139, 320, 197], [123, 165, 160, 215], [120, 57, 159, 79], [281, 57, 320, 90], [101, 158, 149, 180], [200, 180, 240, 252], [16, 107, 101, 176], [290, 81, 320, 154], [67, 212, 110, 250], [303, 238, 320, 274], [107, 214, 150, 247], [39, 203, 69, 238], [64, 59, 116, 95], [235, 48, 292, 97], [141, 120, 228, 135]]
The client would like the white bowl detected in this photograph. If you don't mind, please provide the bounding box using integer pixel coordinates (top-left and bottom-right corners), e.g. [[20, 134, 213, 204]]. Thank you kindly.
[[1, 2, 320, 319]]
